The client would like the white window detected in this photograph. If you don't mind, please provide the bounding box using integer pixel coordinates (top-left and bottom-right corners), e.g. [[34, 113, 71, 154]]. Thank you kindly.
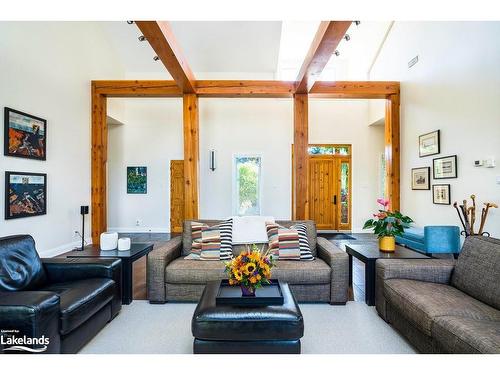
[[233, 155, 262, 215]]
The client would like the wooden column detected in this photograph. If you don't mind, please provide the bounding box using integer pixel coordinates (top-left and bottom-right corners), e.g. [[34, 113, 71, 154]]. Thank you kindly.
[[293, 94, 309, 220], [91, 84, 107, 244], [385, 94, 400, 211], [183, 94, 199, 219]]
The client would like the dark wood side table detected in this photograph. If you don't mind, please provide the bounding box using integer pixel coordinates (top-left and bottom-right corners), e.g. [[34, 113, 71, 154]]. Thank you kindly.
[[66, 243, 154, 305], [345, 243, 429, 306]]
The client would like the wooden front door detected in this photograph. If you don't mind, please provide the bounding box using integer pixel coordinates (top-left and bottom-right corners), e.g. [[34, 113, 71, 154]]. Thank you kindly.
[[308, 157, 337, 230], [293, 144, 352, 230], [170, 160, 184, 233]]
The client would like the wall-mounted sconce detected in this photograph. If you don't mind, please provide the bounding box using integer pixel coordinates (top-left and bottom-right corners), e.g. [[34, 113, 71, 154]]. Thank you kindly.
[[209, 150, 216, 171]]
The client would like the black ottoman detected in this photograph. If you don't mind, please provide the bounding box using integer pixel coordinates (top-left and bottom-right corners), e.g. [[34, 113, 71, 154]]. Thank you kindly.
[[191, 281, 304, 354]]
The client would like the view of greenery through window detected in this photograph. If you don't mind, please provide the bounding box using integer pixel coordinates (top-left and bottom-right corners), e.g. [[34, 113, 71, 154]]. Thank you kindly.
[[235, 156, 261, 215], [308, 146, 350, 155]]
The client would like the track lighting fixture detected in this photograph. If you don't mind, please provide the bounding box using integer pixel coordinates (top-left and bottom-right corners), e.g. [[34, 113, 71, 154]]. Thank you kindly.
[[138, 35, 146, 42], [334, 50, 340, 57], [126, 21, 134, 24], [344, 34, 351, 41], [153, 56, 159, 61], [354, 21, 361, 26]]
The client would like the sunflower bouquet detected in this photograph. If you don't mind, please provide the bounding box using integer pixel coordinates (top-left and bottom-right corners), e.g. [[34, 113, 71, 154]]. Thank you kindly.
[[224, 244, 276, 296]]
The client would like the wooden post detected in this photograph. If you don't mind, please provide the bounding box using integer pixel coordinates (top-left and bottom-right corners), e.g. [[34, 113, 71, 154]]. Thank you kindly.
[[91, 84, 107, 244], [385, 93, 400, 211], [183, 94, 199, 219], [293, 93, 309, 220]]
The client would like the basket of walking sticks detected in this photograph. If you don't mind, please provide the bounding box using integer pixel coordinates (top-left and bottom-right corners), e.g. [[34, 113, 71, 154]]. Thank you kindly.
[[453, 195, 497, 237]]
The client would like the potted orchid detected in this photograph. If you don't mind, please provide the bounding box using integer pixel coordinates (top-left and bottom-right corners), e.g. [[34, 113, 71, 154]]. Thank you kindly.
[[363, 198, 413, 252]]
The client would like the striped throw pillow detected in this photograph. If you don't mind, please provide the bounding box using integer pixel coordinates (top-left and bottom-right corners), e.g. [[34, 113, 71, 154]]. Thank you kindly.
[[266, 222, 314, 261], [185, 222, 209, 259], [219, 218, 233, 260], [266, 222, 301, 260], [185, 220, 233, 260], [290, 223, 315, 260]]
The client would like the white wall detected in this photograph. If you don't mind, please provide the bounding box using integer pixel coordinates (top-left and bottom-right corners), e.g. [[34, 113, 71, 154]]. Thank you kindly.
[[199, 99, 293, 220], [0, 22, 124, 256], [370, 21, 500, 236], [309, 99, 385, 231], [107, 98, 183, 232]]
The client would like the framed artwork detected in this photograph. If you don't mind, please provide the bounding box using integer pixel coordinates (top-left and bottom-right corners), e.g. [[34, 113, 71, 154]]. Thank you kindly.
[[419, 130, 440, 157], [433, 155, 457, 179], [433, 184, 451, 205], [411, 167, 431, 190], [4, 107, 46, 160], [5, 171, 47, 220], [127, 166, 147, 194]]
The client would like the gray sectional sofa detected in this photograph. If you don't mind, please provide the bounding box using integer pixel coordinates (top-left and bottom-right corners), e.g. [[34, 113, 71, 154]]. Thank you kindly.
[[147, 220, 349, 304], [376, 236, 500, 354]]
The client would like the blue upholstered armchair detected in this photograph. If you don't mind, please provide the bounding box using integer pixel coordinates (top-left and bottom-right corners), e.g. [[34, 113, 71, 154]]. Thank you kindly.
[[395, 226, 461, 255]]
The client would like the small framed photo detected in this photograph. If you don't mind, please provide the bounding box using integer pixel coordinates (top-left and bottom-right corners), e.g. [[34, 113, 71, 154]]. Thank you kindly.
[[127, 166, 147, 194], [411, 167, 431, 190], [4, 107, 46, 161], [433, 155, 457, 179], [433, 184, 451, 205], [419, 130, 440, 157], [5, 171, 47, 220]]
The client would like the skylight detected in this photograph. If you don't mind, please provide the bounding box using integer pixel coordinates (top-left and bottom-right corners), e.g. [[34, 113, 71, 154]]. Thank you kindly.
[[275, 21, 320, 81]]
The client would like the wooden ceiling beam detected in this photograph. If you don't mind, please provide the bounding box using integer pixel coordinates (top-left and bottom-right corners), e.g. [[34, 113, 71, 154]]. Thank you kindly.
[[310, 81, 400, 99], [195, 80, 296, 98], [135, 21, 196, 93], [92, 80, 400, 99], [295, 21, 352, 94], [93, 80, 182, 97]]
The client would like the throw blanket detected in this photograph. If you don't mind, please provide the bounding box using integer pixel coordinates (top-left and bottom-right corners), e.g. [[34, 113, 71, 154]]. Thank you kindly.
[[231, 215, 275, 244]]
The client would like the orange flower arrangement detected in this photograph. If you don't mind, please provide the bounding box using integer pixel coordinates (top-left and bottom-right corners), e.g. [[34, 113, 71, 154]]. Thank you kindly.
[[224, 244, 275, 296]]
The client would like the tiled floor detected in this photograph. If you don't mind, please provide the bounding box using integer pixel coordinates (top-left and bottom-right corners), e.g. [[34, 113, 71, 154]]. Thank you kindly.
[[122, 231, 376, 302]]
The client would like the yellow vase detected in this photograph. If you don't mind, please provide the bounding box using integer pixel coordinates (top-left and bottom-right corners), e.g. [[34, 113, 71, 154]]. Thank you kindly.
[[379, 236, 395, 252]]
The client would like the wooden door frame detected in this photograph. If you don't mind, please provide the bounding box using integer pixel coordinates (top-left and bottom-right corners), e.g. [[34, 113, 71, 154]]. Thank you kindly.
[[292, 144, 352, 230]]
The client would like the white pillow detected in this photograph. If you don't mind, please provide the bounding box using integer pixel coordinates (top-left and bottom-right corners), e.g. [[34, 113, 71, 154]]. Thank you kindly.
[[231, 215, 275, 244]]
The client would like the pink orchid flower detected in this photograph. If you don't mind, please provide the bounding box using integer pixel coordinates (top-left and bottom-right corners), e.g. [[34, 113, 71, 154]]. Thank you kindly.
[[373, 212, 387, 220], [377, 198, 390, 208]]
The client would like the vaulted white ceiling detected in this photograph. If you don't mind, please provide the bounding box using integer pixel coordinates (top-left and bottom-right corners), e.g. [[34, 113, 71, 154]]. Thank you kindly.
[[99, 21, 391, 80], [100, 21, 282, 77]]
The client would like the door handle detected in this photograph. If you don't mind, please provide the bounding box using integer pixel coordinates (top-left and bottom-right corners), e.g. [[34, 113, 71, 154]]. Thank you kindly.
[[333, 195, 337, 205]]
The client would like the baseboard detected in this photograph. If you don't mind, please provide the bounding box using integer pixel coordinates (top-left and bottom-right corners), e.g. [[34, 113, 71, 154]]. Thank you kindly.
[[39, 238, 93, 258], [107, 227, 170, 234]]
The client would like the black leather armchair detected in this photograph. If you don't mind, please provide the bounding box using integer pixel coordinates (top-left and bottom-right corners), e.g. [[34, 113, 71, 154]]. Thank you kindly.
[[0, 235, 122, 354]]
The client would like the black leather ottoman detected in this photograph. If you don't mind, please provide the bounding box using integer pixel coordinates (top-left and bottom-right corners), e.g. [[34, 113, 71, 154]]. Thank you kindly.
[[191, 281, 304, 354]]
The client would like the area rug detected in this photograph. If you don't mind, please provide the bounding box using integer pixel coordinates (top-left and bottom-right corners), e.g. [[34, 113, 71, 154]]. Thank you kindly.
[[80, 301, 416, 354]]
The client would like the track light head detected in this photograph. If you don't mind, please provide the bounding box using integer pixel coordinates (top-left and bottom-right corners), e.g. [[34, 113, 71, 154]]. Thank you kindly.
[[334, 50, 340, 57], [354, 21, 361, 26], [153, 56, 159, 61], [344, 34, 351, 41], [126, 21, 134, 25], [138, 35, 146, 42]]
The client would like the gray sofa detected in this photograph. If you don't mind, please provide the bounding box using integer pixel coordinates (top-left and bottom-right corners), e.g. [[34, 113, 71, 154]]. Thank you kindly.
[[147, 220, 348, 304], [376, 236, 500, 353]]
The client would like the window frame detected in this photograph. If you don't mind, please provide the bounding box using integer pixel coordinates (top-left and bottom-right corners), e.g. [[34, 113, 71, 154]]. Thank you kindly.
[[232, 153, 263, 216]]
